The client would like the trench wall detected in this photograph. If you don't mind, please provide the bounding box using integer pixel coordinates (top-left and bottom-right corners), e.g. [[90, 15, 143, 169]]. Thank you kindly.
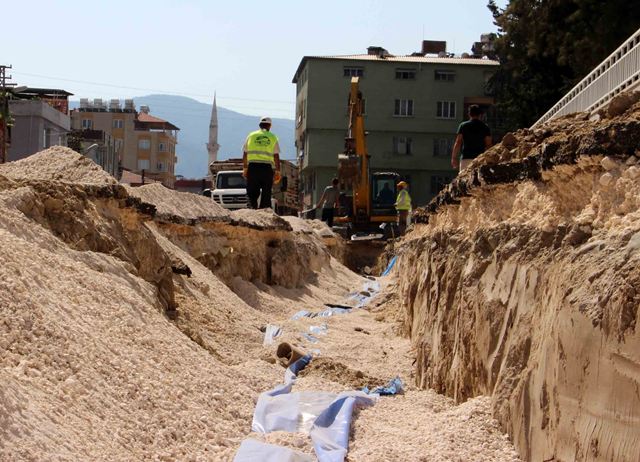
[[397, 157, 640, 461]]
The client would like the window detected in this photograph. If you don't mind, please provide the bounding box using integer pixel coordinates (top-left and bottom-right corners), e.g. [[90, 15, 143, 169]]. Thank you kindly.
[[435, 70, 456, 82], [138, 139, 151, 149], [394, 99, 414, 117], [115, 138, 123, 152], [373, 178, 396, 206], [393, 136, 413, 155], [138, 159, 150, 170], [344, 67, 364, 78], [297, 98, 306, 126], [156, 162, 166, 172], [217, 172, 247, 189], [395, 69, 416, 80], [81, 119, 92, 129], [113, 119, 123, 129], [158, 142, 166, 152], [433, 138, 454, 156], [436, 101, 456, 119], [43, 128, 51, 148], [430, 175, 453, 194]]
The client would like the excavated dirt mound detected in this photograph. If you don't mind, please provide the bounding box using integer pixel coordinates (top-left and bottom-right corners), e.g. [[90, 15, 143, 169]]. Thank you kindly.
[[0, 146, 118, 185], [0, 147, 523, 461], [415, 93, 640, 222], [297, 357, 384, 389], [397, 93, 640, 462], [125, 183, 230, 221], [0, 148, 351, 459]]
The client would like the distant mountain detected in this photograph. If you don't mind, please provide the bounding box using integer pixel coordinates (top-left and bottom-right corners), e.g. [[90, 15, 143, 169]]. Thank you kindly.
[[70, 94, 295, 178]]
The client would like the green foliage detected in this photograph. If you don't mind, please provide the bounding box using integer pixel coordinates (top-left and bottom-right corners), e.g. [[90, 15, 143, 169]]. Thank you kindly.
[[488, 0, 640, 130]]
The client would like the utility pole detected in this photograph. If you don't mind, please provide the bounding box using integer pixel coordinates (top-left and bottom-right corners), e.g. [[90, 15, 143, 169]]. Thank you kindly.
[[0, 65, 17, 163]]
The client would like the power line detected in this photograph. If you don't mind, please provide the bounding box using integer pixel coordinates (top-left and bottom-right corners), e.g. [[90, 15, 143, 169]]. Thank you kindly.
[[97, 101, 294, 120], [12, 71, 295, 106]]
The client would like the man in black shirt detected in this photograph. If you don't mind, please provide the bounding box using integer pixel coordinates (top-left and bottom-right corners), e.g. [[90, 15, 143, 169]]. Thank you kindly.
[[451, 105, 492, 171]]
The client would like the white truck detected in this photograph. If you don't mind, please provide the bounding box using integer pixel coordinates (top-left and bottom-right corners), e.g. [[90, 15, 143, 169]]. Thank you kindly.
[[209, 170, 249, 209], [207, 169, 277, 210]]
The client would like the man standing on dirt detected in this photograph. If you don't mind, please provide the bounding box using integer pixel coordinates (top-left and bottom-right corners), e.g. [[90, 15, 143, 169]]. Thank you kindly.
[[395, 181, 412, 235], [451, 105, 492, 172], [316, 177, 340, 228], [242, 117, 281, 209]]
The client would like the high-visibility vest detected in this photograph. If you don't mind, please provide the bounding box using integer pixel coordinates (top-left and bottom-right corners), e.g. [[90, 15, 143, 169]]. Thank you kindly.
[[245, 129, 278, 166], [396, 189, 411, 211]]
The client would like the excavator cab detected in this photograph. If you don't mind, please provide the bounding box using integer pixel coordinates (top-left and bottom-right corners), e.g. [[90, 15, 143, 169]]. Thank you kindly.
[[371, 172, 400, 217]]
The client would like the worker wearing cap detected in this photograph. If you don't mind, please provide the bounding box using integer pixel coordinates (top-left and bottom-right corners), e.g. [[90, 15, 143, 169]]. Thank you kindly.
[[242, 117, 281, 209], [395, 181, 412, 235]]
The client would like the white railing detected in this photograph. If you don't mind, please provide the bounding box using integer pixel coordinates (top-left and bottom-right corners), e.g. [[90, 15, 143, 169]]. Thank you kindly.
[[532, 27, 640, 128]]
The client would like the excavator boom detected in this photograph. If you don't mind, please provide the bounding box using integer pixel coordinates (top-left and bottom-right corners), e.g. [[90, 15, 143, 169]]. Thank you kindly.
[[335, 77, 399, 237], [338, 77, 370, 223]]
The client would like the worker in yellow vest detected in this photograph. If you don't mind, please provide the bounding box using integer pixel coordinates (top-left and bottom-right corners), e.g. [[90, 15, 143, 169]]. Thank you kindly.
[[395, 181, 412, 235], [242, 116, 281, 209]]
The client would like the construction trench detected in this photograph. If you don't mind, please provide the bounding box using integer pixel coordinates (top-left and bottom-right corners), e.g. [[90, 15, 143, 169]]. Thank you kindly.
[[1, 94, 640, 461]]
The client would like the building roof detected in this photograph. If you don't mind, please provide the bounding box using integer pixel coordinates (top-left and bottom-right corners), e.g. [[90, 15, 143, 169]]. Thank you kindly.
[[120, 169, 161, 185], [137, 112, 167, 123], [15, 87, 74, 97], [135, 112, 180, 131], [292, 54, 499, 83]]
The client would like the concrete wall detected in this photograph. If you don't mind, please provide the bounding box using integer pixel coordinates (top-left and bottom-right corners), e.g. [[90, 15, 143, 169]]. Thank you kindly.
[[295, 57, 497, 206], [8, 100, 70, 161]]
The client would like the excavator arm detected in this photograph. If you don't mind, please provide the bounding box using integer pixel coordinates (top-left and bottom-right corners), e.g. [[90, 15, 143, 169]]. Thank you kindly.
[[338, 77, 370, 224]]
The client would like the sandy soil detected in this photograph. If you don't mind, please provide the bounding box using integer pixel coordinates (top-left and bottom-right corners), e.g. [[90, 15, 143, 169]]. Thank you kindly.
[[0, 146, 117, 185], [0, 147, 520, 461], [398, 94, 640, 461], [229, 277, 520, 461]]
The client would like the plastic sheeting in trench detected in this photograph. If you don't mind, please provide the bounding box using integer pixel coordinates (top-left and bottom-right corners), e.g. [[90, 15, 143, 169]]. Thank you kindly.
[[234, 439, 314, 462], [381, 256, 397, 276], [291, 307, 351, 320], [362, 377, 404, 396], [349, 279, 380, 307], [241, 356, 376, 462], [263, 324, 282, 346]]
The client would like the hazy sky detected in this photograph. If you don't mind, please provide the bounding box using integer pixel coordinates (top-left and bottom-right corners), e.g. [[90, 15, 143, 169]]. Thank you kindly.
[[5, 0, 505, 119]]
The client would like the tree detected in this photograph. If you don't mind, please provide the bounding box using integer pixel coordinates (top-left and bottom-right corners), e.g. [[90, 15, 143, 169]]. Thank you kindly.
[[488, 0, 640, 130]]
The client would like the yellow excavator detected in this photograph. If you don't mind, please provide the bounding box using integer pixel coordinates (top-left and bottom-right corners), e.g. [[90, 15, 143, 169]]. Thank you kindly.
[[335, 77, 399, 238]]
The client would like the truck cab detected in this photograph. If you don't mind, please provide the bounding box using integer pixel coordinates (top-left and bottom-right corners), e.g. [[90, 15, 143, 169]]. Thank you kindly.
[[210, 170, 277, 211], [211, 170, 248, 209]]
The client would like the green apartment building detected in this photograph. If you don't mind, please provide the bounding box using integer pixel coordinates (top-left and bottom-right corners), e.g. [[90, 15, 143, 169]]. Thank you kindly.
[[292, 44, 499, 208]]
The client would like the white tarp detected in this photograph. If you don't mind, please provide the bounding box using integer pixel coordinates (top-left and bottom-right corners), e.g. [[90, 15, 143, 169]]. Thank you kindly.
[[233, 439, 314, 462], [248, 356, 376, 462]]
